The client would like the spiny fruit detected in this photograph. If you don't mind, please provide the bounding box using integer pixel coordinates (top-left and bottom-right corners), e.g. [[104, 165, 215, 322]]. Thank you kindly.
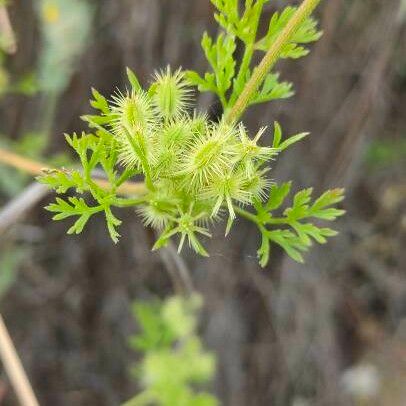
[[39, 1, 345, 266], [105, 68, 275, 253]]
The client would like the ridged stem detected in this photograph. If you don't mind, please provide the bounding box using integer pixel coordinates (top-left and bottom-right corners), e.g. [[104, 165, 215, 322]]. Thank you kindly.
[[226, 0, 323, 124]]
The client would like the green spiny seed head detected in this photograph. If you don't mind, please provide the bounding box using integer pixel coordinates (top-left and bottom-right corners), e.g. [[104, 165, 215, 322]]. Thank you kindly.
[[179, 122, 237, 189], [137, 189, 179, 229], [236, 125, 277, 176], [153, 147, 183, 179], [205, 170, 252, 219], [189, 112, 209, 137], [243, 168, 271, 201], [109, 90, 156, 170], [151, 67, 192, 120], [110, 89, 154, 134], [159, 119, 194, 149], [137, 204, 171, 230], [174, 207, 211, 255], [152, 119, 195, 177], [117, 127, 153, 170]]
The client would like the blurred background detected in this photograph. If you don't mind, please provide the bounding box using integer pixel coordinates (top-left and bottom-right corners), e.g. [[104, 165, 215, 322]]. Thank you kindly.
[[0, 0, 405, 405]]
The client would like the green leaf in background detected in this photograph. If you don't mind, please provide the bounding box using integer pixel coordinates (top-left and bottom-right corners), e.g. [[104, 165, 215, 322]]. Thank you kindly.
[[365, 139, 406, 169], [125, 295, 218, 406]]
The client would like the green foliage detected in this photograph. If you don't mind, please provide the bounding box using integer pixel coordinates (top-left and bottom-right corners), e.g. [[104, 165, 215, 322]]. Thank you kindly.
[[39, 1, 345, 267], [187, 0, 321, 110], [125, 296, 218, 406], [255, 6, 322, 58], [253, 184, 345, 266], [40, 68, 283, 257], [0, 42, 38, 97], [40, 130, 134, 243]]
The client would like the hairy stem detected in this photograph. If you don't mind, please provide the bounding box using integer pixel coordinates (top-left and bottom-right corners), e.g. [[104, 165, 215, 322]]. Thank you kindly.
[[0, 315, 39, 406], [226, 0, 323, 124], [235, 206, 289, 226]]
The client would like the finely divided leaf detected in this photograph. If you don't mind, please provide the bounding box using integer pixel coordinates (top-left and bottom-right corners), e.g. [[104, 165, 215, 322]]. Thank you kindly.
[[252, 185, 345, 266], [45, 197, 101, 235], [126, 67, 142, 93], [38, 168, 87, 194], [266, 182, 292, 211], [188, 32, 236, 104], [90, 88, 110, 114], [251, 72, 294, 105], [256, 6, 322, 59]]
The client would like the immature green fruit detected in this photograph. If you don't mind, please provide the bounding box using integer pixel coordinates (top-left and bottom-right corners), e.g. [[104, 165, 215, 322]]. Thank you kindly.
[[205, 170, 252, 219], [40, 0, 345, 265], [151, 67, 192, 120], [236, 125, 278, 176], [179, 122, 237, 190], [137, 190, 178, 230], [110, 90, 155, 170], [174, 209, 212, 256], [153, 119, 194, 177], [243, 168, 271, 201], [111, 90, 154, 133]]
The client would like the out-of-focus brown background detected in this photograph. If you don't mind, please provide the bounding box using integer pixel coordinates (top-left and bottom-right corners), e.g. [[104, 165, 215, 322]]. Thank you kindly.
[[0, 0, 405, 405]]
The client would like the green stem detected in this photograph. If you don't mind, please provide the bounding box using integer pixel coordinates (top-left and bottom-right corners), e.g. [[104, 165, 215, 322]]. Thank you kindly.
[[219, 92, 228, 109], [234, 206, 259, 224], [234, 206, 288, 226], [226, 0, 323, 124], [266, 217, 289, 225], [91, 206, 105, 215], [115, 168, 139, 188], [86, 176, 106, 202], [113, 197, 147, 208]]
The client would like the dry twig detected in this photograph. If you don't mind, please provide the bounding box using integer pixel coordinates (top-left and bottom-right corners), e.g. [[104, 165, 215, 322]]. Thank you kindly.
[[0, 315, 39, 406], [0, 4, 17, 54]]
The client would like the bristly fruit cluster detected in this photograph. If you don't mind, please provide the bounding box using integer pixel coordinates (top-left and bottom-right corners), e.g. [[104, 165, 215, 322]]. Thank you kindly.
[[39, 0, 345, 267]]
